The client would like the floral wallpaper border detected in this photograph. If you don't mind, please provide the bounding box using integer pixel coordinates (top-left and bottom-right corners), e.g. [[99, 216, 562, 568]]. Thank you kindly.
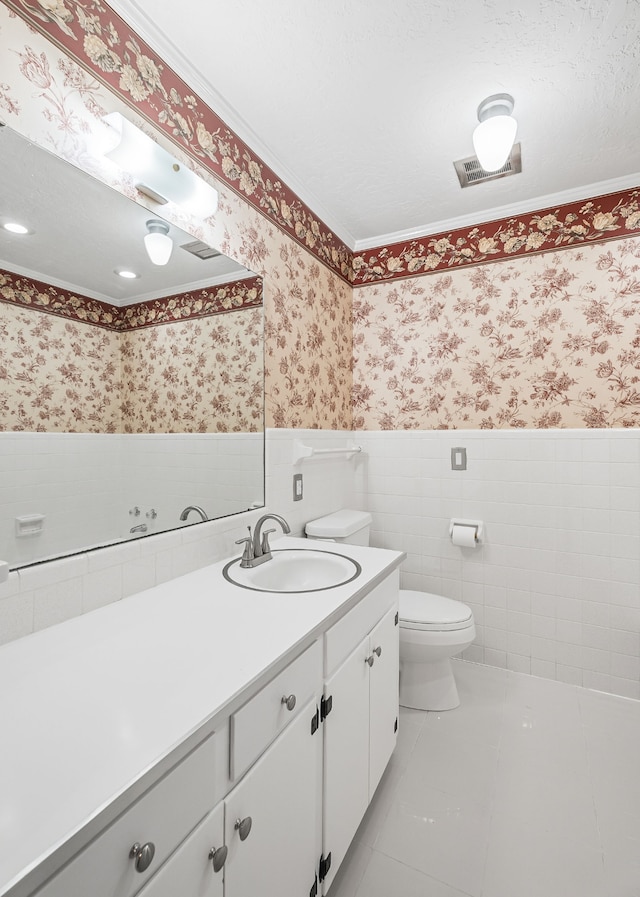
[[118, 274, 262, 330], [352, 189, 640, 285], [0, 267, 263, 331], [2, 0, 353, 282]]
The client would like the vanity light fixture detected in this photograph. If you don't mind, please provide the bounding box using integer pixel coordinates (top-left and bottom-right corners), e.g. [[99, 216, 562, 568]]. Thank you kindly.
[[144, 219, 173, 266], [472, 93, 517, 172], [101, 112, 219, 218], [3, 222, 30, 234]]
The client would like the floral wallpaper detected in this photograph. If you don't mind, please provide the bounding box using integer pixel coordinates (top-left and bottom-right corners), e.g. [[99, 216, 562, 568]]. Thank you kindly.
[[0, 299, 122, 431], [3, 1, 640, 434], [0, 296, 263, 433], [264, 243, 353, 428], [121, 307, 263, 433], [0, 3, 354, 431], [0, 267, 264, 433], [353, 237, 640, 429]]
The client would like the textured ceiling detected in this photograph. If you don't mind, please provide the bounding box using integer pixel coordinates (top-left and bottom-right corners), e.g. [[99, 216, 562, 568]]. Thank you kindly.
[[108, 0, 640, 249]]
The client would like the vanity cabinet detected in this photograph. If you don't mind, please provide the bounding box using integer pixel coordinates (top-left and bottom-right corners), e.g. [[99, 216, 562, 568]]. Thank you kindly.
[[321, 577, 399, 892], [24, 562, 401, 897]]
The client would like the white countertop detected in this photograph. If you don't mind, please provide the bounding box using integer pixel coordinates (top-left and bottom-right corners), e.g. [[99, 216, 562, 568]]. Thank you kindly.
[[0, 538, 404, 897]]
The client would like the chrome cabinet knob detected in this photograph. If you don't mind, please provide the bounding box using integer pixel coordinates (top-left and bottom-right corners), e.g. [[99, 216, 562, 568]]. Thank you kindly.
[[129, 841, 155, 873], [365, 654, 375, 667], [373, 646, 382, 658], [208, 844, 228, 873], [281, 693, 296, 711], [235, 816, 252, 841]]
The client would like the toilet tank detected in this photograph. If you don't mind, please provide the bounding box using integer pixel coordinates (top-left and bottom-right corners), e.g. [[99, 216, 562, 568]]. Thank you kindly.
[[305, 509, 372, 546]]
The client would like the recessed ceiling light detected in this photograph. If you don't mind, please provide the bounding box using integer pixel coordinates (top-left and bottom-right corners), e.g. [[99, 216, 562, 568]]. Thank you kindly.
[[115, 269, 139, 279], [3, 222, 30, 234]]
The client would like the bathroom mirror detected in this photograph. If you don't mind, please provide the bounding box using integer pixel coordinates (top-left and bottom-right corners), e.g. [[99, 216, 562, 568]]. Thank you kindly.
[[0, 124, 264, 569]]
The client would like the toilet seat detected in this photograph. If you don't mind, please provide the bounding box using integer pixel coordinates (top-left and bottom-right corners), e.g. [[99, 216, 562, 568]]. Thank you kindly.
[[399, 589, 473, 632]]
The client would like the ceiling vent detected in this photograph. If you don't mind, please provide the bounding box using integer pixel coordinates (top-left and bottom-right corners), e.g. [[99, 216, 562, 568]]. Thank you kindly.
[[454, 143, 522, 188], [180, 239, 221, 260]]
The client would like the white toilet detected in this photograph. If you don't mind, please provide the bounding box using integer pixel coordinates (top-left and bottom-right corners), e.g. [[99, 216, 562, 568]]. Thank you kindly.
[[305, 509, 476, 711]]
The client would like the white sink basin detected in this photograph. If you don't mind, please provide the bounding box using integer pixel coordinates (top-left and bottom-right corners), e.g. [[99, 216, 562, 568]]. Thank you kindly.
[[223, 548, 361, 593]]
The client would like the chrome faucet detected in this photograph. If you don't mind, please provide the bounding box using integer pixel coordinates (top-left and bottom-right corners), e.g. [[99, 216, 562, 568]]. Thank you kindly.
[[130, 523, 148, 533], [180, 505, 208, 523], [235, 514, 291, 568]]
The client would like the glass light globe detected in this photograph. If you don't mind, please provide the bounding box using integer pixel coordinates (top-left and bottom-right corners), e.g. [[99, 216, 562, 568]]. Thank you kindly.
[[144, 232, 173, 265], [472, 114, 517, 172]]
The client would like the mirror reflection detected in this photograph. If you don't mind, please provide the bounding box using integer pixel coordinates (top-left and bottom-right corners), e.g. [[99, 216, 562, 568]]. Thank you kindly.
[[0, 124, 264, 569]]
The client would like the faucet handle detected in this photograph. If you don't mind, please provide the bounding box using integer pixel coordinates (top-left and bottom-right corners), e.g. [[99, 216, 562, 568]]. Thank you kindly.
[[235, 533, 255, 567], [260, 528, 277, 555]]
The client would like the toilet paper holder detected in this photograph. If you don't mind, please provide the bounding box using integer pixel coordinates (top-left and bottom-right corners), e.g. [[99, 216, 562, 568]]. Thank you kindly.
[[449, 518, 484, 544]]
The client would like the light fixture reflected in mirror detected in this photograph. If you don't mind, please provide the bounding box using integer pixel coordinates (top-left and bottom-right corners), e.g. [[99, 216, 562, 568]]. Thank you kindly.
[[3, 222, 30, 234], [472, 93, 517, 172], [102, 112, 219, 218], [144, 219, 173, 266]]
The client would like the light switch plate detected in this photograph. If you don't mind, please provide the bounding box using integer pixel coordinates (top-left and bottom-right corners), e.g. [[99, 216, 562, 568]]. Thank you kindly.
[[451, 447, 467, 471], [293, 473, 303, 501]]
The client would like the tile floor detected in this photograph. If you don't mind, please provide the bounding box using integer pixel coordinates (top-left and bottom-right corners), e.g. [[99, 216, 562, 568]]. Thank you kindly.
[[327, 660, 640, 897]]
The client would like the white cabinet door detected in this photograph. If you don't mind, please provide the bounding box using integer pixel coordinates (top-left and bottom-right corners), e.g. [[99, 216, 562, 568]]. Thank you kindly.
[[322, 603, 399, 893], [224, 696, 322, 897], [136, 803, 224, 897], [322, 636, 370, 893], [368, 607, 399, 799]]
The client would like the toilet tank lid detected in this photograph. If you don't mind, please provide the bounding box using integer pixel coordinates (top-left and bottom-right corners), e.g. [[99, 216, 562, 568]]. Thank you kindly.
[[305, 509, 372, 538]]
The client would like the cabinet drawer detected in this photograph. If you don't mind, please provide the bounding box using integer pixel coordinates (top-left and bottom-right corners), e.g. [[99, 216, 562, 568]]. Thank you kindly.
[[135, 803, 224, 897], [229, 639, 322, 780], [35, 734, 218, 897], [324, 570, 399, 677]]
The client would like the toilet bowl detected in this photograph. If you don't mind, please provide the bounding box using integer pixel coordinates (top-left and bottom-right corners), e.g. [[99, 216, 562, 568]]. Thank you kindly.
[[399, 589, 475, 711], [305, 509, 476, 712]]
